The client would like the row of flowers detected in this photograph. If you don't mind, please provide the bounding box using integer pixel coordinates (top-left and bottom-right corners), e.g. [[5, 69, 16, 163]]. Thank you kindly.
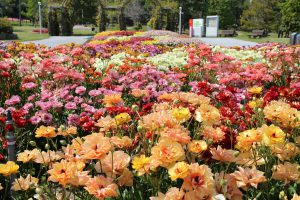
[[0, 30, 299, 200]]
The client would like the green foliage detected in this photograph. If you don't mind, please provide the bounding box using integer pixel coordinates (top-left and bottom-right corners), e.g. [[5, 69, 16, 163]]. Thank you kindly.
[[48, 10, 59, 36], [0, 18, 13, 34], [241, 0, 281, 31], [208, 0, 246, 28], [280, 0, 300, 32]]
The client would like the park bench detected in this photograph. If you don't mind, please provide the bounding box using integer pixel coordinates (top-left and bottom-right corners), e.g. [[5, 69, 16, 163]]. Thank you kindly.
[[218, 30, 237, 37], [248, 30, 265, 38]]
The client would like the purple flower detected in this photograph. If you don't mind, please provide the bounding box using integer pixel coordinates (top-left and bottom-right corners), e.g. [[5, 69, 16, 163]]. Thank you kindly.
[[41, 112, 53, 124], [88, 89, 102, 97], [67, 114, 79, 126], [5, 95, 21, 106]]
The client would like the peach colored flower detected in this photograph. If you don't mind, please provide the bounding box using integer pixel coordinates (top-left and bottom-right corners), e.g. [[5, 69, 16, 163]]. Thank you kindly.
[[230, 167, 266, 190], [97, 151, 130, 176], [11, 175, 39, 191], [35, 125, 56, 138], [151, 138, 185, 167], [158, 92, 210, 106], [215, 171, 243, 200], [17, 149, 39, 163], [210, 146, 238, 163], [235, 151, 265, 166], [139, 111, 178, 131], [117, 168, 133, 187], [33, 150, 62, 164], [80, 133, 112, 160], [57, 126, 77, 136], [69, 171, 91, 186], [188, 140, 208, 154], [96, 116, 117, 132], [110, 136, 132, 148], [168, 162, 189, 181], [182, 163, 216, 197], [0, 183, 3, 190], [160, 127, 191, 144], [153, 102, 170, 112], [84, 176, 118, 199], [131, 89, 149, 98], [150, 187, 185, 200], [202, 126, 226, 143], [70, 137, 83, 152], [195, 104, 220, 126], [48, 160, 79, 186], [272, 162, 300, 183], [103, 93, 123, 107], [270, 142, 299, 161], [235, 129, 261, 151]]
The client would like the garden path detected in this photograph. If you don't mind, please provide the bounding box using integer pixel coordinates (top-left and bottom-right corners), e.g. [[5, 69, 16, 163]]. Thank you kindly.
[[25, 36, 91, 47], [199, 37, 257, 47]]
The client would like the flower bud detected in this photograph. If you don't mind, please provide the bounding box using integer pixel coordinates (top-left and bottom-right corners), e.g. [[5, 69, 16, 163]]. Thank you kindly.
[[131, 104, 139, 112], [137, 125, 144, 132], [60, 140, 67, 146], [45, 144, 50, 150], [35, 187, 43, 194], [29, 141, 36, 146], [279, 191, 285, 199]]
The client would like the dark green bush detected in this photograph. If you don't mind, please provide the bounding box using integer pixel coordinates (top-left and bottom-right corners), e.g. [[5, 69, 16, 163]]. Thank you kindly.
[[0, 18, 13, 34]]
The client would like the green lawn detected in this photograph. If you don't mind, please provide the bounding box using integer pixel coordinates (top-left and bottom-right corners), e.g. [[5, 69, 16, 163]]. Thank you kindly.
[[12, 25, 50, 42], [235, 31, 289, 44]]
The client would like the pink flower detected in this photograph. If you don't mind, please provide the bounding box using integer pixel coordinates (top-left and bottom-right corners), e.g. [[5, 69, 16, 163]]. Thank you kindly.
[[65, 102, 77, 110], [30, 116, 41, 125], [22, 82, 37, 90], [5, 95, 21, 106], [75, 86, 86, 95]]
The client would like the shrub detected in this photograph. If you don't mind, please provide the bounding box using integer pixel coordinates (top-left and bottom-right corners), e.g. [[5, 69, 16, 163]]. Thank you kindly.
[[0, 18, 13, 34]]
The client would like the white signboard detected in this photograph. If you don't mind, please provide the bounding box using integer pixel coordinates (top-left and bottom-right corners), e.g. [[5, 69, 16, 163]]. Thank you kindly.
[[206, 15, 219, 37], [190, 18, 204, 37]]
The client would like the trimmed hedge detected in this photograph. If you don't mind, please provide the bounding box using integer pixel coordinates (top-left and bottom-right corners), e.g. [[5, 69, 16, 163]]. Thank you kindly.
[[0, 18, 13, 34]]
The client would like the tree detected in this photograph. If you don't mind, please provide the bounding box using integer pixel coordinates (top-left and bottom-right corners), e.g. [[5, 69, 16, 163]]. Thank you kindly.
[[241, 0, 281, 31], [280, 0, 300, 32], [124, 0, 146, 25]]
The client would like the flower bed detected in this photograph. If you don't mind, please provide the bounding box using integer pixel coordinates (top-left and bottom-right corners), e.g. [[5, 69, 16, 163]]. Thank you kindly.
[[0, 31, 299, 200]]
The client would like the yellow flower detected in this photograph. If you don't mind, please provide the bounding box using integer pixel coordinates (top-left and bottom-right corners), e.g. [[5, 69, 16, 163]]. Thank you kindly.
[[132, 155, 150, 171], [188, 140, 208, 153], [260, 124, 285, 146], [35, 126, 56, 138], [248, 98, 263, 109], [168, 162, 189, 181], [172, 107, 191, 123], [0, 161, 19, 176], [248, 86, 263, 94], [115, 113, 131, 125]]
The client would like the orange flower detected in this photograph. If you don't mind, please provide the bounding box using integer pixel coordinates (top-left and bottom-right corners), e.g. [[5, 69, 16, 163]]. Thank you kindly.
[[110, 136, 132, 148], [97, 151, 130, 176], [195, 104, 220, 126], [80, 133, 112, 160], [235, 151, 265, 166], [150, 187, 185, 200], [230, 167, 266, 190], [210, 146, 238, 163], [11, 175, 39, 191], [188, 140, 208, 154], [235, 129, 261, 151], [182, 163, 215, 194], [139, 111, 178, 131], [35, 125, 56, 138], [160, 127, 191, 144], [84, 176, 118, 200], [103, 94, 123, 107], [151, 138, 185, 167], [158, 92, 210, 106], [202, 126, 225, 143], [47, 160, 78, 186], [272, 162, 300, 183], [57, 126, 77, 136], [17, 149, 39, 163], [69, 171, 91, 186]]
